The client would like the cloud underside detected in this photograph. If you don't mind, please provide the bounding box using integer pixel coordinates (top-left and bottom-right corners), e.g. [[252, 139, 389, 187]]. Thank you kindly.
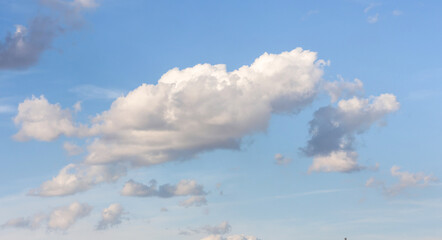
[[13, 48, 399, 196], [304, 94, 399, 173], [0, 0, 97, 70], [121, 179, 208, 207]]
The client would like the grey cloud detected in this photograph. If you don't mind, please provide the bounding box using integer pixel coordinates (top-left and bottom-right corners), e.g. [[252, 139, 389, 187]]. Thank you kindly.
[[0, 0, 97, 70], [0, 17, 59, 70], [121, 179, 207, 198]]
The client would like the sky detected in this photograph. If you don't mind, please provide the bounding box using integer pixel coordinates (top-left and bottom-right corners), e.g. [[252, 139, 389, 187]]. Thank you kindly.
[[1, 0, 442, 239]]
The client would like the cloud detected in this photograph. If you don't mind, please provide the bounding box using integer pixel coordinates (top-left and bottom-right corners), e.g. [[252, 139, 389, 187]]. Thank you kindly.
[[392, 10, 403, 16], [15, 48, 398, 195], [0, 18, 59, 70], [367, 13, 379, 24], [180, 221, 232, 236], [2, 202, 91, 232], [1, 214, 46, 230], [0, 0, 97, 70], [13, 95, 81, 141], [303, 94, 399, 173], [367, 166, 438, 196], [47, 202, 92, 231], [0, 104, 15, 114], [83, 48, 325, 166], [201, 235, 261, 240], [96, 203, 125, 230], [324, 78, 364, 102], [121, 179, 207, 198], [29, 163, 126, 196], [63, 142, 83, 156], [274, 153, 292, 165], [179, 196, 208, 208], [69, 85, 124, 100]]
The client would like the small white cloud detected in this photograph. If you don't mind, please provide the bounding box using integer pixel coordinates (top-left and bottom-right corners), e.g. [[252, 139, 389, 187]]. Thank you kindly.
[[324, 77, 364, 102], [96, 203, 125, 230], [367, 13, 379, 23], [29, 163, 126, 196], [180, 196, 208, 208], [13, 95, 78, 141], [47, 202, 92, 231], [367, 166, 438, 196], [274, 153, 292, 165]]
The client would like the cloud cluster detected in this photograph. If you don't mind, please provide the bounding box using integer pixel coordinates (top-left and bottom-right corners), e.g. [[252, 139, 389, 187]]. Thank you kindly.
[[2, 202, 91, 231], [366, 166, 438, 196], [304, 94, 399, 173], [0, 0, 97, 70], [16, 48, 332, 196], [96, 203, 125, 230], [121, 179, 208, 207]]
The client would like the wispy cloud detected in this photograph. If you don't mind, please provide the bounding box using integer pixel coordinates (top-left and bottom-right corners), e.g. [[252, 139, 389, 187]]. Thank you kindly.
[[69, 84, 124, 100], [367, 13, 379, 23]]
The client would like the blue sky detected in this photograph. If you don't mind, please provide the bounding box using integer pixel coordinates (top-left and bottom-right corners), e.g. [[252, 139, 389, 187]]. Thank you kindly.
[[1, 1, 442, 240]]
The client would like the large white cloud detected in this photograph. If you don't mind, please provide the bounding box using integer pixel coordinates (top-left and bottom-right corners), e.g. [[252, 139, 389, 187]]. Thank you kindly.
[[84, 48, 325, 166], [304, 94, 399, 173]]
